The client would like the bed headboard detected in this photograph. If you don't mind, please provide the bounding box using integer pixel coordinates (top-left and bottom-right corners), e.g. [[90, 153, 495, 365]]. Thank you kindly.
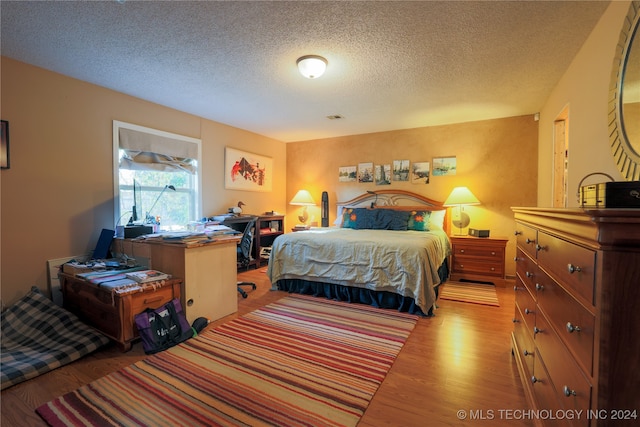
[[336, 190, 450, 235]]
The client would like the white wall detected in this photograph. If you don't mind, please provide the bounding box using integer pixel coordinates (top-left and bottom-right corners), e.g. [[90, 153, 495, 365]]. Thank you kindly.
[[538, 1, 631, 207]]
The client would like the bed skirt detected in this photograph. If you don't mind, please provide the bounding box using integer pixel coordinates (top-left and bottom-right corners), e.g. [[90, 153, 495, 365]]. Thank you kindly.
[[274, 259, 449, 317]]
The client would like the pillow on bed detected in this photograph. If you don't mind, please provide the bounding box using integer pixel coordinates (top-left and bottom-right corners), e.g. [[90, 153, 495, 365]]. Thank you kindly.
[[408, 211, 431, 231], [341, 208, 358, 228], [352, 208, 377, 229], [428, 209, 446, 230], [374, 209, 411, 230]]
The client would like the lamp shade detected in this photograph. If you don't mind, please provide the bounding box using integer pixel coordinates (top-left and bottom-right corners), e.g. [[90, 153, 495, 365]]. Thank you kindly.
[[297, 55, 327, 79], [444, 186, 480, 206], [290, 189, 316, 205]]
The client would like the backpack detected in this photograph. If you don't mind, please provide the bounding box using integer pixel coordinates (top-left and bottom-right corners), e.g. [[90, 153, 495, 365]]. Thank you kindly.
[[134, 298, 194, 354]]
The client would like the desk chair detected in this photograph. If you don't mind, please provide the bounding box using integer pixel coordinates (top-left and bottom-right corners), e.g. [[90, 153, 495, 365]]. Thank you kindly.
[[237, 218, 257, 298]]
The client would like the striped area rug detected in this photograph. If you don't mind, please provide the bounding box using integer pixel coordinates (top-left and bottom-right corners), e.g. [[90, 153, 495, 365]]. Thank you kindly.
[[439, 281, 500, 306], [36, 294, 418, 427]]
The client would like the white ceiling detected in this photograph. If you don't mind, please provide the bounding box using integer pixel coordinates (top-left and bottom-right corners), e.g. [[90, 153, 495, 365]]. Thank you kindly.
[[1, 1, 610, 142]]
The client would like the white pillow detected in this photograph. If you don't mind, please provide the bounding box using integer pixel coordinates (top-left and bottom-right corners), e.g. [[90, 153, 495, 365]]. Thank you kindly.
[[429, 209, 446, 230]]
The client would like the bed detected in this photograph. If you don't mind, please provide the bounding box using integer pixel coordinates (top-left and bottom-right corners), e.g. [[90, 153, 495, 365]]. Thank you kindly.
[[267, 190, 451, 316]]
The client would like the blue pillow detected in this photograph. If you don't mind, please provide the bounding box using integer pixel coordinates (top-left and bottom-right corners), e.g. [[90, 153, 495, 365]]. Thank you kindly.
[[408, 211, 431, 231], [375, 209, 411, 230], [353, 208, 378, 229], [341, 208, 357, 228]]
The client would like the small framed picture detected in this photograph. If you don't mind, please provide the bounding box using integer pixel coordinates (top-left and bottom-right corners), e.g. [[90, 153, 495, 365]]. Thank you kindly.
[[375, 163, 391, 185], [411, 161, 430, 184], [338, 165, 357, 182], [1, 120, 9, 169], [358, 162, 373, 183], [432, 156, 457, 176], [393, 160, 410, 181]]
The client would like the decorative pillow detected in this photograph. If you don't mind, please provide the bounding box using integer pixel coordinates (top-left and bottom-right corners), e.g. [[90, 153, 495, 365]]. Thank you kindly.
[[375, 209, 411, 230], [341, 208, 358, 228], [408, 211, 431, 231], [428, 209, 446, 230], [353, 208, 378, 229]]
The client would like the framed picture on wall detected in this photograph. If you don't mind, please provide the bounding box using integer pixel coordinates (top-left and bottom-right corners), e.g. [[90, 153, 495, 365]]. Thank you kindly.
[[224, 146, 273, 192], [358, 162, 373, 183], [338, 165, 357, 182], [1, 120, 9, 169], [432, 156, 457, 176], [375, 163, 391, 185], [393, 160, 410, 181], [411, 161, 430, 184]]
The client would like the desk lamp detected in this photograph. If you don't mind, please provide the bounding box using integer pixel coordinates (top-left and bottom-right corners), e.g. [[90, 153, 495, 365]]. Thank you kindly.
[[444, 186, 480, 235], [145, 184, 176, 225]]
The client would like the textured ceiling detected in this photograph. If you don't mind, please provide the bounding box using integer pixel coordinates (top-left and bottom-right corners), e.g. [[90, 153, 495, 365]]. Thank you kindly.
[[1, 1, 610, 142]]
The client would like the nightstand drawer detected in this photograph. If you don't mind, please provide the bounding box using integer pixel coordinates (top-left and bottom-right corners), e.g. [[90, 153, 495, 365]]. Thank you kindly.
[[452, 259, 504, 276], [452, 243, 504, 259]]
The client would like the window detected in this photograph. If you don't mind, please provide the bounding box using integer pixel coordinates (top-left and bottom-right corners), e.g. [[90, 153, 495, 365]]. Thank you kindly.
[[113, 121, 202, 231]]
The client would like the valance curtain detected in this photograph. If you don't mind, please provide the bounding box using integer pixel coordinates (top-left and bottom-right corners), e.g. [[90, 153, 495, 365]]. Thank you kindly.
[[118, 127, 197, 174]]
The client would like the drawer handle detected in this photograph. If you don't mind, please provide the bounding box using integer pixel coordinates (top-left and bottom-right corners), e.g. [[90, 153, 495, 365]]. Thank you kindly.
[[491, 251, 496, 256], [535, 283, 544, 291], [533, 326, 542, 335], [524, 308, 534, 315], [514, 256, 520, 262], [512, 318, 519, 323], [514, 230, 522, 236], [566, 322, 581, 333], [563, 386, 577, 397], [535, 244, 546, 251], [523, 349, 532, 357], [513, 285, 520, 291], [531, 376, 540, 384], [525, 238, 535, 244], [567, 264, 582, 274], [143, 296, 163, 304], [459, 264, 464, 269], [525, 271, 534, 278], [490, 267, 495, 271]]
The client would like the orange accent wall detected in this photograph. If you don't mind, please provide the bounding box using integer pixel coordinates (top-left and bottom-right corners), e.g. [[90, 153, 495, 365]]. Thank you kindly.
[[286, 115, 539, 278]]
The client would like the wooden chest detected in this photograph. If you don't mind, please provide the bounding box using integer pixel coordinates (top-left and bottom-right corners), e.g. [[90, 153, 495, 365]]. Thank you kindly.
[[59, 272, 183, 351]]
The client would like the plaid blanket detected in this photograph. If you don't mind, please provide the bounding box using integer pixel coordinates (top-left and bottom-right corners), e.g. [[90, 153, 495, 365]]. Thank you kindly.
[[1, 287, 110, 390]]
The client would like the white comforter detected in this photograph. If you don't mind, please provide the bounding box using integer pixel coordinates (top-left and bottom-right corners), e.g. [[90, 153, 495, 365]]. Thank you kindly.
[[267, 227, 451, 313]]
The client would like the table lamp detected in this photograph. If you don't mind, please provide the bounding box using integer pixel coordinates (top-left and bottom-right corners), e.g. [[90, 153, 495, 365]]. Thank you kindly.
[[444, 186, 480, 235], [290, 189, 316, 224]]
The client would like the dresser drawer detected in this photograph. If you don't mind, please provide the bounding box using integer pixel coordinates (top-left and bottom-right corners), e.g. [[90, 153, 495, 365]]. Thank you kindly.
[[531, 353, 570, 427], [515, 223, 538, 260], [535, 311, 592, 422], [537, 232, 596, 305], [536, 270, 595, 376], [515, 280, 537, 333], [515, 248, 538, 296], [513, 306, 535, 381]]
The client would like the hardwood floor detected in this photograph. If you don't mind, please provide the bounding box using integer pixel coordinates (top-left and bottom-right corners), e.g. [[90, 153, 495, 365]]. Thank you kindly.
[[2, 270, 533, 427]]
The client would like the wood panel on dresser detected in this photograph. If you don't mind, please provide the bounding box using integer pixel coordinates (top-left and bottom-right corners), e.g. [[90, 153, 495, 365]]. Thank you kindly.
[[511, 208, 640, 427]]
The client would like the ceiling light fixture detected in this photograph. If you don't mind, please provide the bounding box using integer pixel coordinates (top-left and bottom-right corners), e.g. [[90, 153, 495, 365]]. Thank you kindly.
[[297, 55, 327, 79]]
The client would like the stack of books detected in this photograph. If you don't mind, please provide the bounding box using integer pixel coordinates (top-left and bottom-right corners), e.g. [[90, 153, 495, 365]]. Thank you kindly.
[[125, 269, 169, 283]]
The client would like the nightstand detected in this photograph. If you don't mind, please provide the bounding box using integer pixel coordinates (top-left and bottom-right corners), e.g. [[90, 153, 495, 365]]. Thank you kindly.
[[449, 235, 508, 286]]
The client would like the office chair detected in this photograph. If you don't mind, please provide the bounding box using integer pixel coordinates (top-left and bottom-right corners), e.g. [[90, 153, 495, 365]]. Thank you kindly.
[[237, 218, 257, 298]]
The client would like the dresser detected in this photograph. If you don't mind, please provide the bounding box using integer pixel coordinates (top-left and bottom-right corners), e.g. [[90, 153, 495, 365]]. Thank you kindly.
[[511, 208, 640, 426], [449, 235, 508, 286]]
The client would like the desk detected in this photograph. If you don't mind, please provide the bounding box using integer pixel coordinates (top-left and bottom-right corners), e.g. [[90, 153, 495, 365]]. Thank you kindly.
[[112, 237, 240, 324]]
